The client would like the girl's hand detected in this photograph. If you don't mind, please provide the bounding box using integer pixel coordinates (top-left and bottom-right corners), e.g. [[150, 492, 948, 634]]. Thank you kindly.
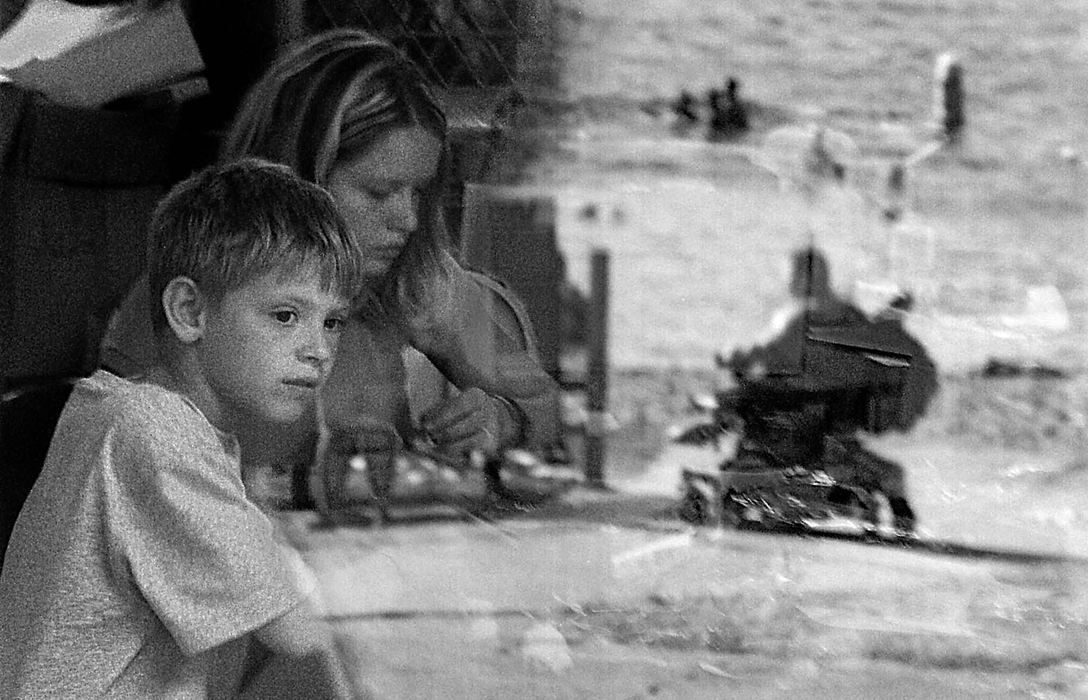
[[401, 250, 471, 353], [418, 388, 515, 458]]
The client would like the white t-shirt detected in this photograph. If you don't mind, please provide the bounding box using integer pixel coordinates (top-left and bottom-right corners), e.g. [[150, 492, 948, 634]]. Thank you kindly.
[[0, 370, 301, 698]]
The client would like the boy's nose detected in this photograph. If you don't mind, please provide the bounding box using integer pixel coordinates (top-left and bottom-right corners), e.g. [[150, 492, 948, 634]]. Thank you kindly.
[[299, 329, 334, 367]]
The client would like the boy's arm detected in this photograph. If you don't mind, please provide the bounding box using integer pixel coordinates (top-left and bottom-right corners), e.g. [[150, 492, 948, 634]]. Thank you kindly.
[[240, 535, 373, 699], [102, 391, 366, 698], [239, 599, 370, 700]]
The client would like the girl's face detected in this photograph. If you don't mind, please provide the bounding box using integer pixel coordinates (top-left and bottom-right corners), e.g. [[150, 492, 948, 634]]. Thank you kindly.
[[326, 125, 442, 284]]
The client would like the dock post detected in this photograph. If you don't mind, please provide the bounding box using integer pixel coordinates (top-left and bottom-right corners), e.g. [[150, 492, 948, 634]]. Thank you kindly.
[[584, 248, 610, 487]]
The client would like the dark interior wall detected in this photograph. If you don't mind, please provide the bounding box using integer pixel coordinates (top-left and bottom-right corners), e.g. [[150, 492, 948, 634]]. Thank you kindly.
[[0, 86, 177, 382], [461, 188, 565, 381]]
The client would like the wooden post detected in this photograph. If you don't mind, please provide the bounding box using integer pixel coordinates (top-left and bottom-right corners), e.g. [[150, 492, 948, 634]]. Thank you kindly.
[[584, 248, 610, 487]]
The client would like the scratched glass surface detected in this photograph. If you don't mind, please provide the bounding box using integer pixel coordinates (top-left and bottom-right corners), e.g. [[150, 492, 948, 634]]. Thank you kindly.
[[10, 0, 1088, 697], [293, 2, 1088, 697]]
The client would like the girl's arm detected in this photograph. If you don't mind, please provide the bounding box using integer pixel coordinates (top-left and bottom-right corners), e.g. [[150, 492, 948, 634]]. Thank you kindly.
[[407, 254, 560, 451]]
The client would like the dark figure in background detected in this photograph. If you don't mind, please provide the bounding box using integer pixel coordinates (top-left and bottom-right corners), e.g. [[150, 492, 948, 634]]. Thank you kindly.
[[0, 0, 318, 390], [934, 53, 966, 144], [673, 89, 699, 122], [709, 77, 749, 138], [670, 89, 700, 132], [727, 246, 868, 380], [726, 247, 932, 532]]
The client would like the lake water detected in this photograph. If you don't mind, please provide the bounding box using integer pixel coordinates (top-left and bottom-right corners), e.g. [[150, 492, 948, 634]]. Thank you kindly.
[[506, 0, 1088, 372]]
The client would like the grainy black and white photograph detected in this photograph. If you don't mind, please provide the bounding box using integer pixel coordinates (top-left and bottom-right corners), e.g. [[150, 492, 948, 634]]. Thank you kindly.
[[2, 0, 1088, 697]]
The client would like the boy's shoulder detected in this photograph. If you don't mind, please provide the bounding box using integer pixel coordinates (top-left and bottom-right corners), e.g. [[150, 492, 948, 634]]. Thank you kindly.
[[48, 371, 243, 518], [71, 370, 226, 452], [80, 370, 190, 418]]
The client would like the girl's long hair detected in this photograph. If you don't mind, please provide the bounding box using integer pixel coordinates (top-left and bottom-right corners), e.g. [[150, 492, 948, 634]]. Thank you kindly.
[[221, 28, 451, 321]]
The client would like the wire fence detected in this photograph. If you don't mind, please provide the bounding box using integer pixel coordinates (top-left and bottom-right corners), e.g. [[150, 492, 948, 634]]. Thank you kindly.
[[310, 0, 554, 94]]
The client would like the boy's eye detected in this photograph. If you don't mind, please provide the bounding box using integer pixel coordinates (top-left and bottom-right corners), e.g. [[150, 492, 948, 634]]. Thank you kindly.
[[273, 310, 297, 324], [324, 316, 347, 332]]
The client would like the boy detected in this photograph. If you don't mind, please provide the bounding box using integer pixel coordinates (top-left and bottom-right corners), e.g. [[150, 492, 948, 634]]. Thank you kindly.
[[0, 159, 366, 698]]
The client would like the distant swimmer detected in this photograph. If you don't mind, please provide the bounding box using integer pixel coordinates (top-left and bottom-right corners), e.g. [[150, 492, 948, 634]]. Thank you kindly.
[[709, 76, 749, 138], [933, 52, 966, 144], [671, 89, 700, 124], [802, 126, 847, 183]]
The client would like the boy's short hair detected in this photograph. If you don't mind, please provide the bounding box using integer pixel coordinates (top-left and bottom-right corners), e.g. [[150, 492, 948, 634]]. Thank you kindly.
[[147, 157, 364, 331]]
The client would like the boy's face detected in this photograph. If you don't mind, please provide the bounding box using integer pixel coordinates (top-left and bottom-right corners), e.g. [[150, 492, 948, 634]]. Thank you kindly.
[[196, 270, 350, 431]]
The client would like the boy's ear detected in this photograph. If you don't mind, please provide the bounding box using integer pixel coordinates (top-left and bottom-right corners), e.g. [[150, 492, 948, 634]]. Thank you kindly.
[[161, 276, 207, 344]]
